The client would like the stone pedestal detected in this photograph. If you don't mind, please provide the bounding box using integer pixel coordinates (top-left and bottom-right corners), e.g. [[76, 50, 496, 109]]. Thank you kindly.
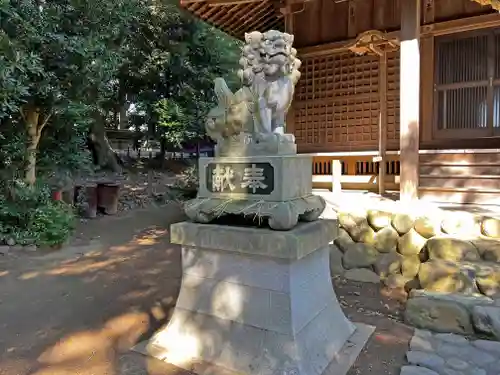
[[134, 220, 374, 375], [185, 153, 326, 230]]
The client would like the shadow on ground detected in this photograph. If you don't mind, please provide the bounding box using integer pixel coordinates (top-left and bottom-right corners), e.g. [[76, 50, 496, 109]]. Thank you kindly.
[[0, 204, 413, 375], [0, 204, 192, 375]]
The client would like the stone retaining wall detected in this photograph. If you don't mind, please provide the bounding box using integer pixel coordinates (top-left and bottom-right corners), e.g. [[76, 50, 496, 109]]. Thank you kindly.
[[332, 207, 500, 336]]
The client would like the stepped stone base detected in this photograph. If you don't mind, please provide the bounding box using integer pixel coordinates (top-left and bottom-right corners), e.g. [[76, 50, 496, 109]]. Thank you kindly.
[[133, 220, 373, 375]]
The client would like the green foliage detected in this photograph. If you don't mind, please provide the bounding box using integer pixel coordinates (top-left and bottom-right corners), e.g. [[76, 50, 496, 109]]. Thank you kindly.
[[154, 99, 191, 148], [0, 126, 26, 181], [37, 102, 95, 182], [30, 200, 75, 247], [0, 181, 75, 246], [116, 2, 242, 146], [0, 0, 141, 110], [0, 0, 242, 245], [167, 164, 199, 201]]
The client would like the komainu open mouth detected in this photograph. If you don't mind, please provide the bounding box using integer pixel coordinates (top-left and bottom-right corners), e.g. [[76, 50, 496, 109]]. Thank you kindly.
[[262, 51, 288, 60]]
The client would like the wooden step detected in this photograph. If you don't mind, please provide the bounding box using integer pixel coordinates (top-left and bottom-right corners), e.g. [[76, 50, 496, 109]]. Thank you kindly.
[[420, 153, 500, 165], [420, 165, 500, 176], [312, 174, 399, 191], [420, 175, 500, 190], [419, 187, 500, 205]]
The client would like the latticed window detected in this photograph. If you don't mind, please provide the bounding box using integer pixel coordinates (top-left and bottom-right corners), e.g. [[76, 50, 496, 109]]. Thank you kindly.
[[434, 29, 500, 138]]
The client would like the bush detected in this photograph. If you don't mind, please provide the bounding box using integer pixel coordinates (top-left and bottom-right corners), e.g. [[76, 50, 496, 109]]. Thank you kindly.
[[175, 164, 199, 191], [167, 164, 198, 201], [0, 181, 75, 247]]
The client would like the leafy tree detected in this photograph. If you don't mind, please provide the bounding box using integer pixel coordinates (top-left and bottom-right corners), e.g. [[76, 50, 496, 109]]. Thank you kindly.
[[112, 2, 242, 152], [0, 0, 143, 181]]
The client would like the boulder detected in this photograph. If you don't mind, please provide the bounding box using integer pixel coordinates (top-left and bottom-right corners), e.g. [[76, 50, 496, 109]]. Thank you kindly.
[[384, 273, 406, 289], [481, 217, 500, 239], [373, 226, 399, 253], [391, 212, 415, 235], [343, 268, 380, 284], [409, 289, 493, 311], [373, 252, 401, 279], [441, 212, 481, 237], [398, 229, 427, 256], [426, 236, 480, 262], [401, 366, 440, 375], [338, 212, 370, 242], [405, 292, 474, 334], [367, 209, 392, 231], [404, 277, 421, 292], [472, 305, 500, 339], [342, 243, 379, 269], [474, 264, 500, 297], [418, 260, 476, 294], [401, 255, 421, 279], [419, 260, 458, 287], [354, 224, 376, 245], [406, 351, 445, 372], [329, 244, 345, 277], [334, 228, 354, 253], [476, 273, 500, 297], [384, 273, 419, 291], [409, 289, 494, 311], [471, 238, 500, 262], [414, 216, 442, 239]]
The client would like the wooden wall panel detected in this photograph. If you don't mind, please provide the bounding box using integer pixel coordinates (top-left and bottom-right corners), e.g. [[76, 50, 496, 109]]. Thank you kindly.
[[434, 0, 489, 22], [318, 0, 347, 43], [293, 0, 492, 48], [294, 0, 322, 47], [294, 50, 400, 153], [355, 0, 375, 36]]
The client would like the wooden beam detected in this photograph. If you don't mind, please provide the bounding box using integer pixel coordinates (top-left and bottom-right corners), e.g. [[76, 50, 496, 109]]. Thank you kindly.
[[400, 0, 421, 203], [213, 3, 252, 27], [421, 12, 500, 36], [299, 13, 500, 57], [180, 0, 205, 4], [206, 0, 262, 6], [378, 51, 388, 196], [232, 3, 273, 34]]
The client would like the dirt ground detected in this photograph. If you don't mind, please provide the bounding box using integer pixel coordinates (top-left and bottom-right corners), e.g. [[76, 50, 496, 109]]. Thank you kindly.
[[0, 204, 412, 375]]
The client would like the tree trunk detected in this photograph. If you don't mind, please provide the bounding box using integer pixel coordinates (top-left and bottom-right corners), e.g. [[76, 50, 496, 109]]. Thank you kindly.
[[88, 114, 122, 172], [118, 102, 129, 130], [24, 108, 41, 185], [118, 89, 130, 130]]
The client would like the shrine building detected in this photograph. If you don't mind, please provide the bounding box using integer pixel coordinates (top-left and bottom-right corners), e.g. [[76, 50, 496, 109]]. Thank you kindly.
[[180, 0, 500, 205]]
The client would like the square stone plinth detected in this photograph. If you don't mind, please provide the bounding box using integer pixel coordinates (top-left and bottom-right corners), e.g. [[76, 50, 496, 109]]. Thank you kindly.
[[134, 220, 373, 375]]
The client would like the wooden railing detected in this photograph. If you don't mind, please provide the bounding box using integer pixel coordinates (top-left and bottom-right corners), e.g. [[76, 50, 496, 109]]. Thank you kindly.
[[311, 152, 401, 192]]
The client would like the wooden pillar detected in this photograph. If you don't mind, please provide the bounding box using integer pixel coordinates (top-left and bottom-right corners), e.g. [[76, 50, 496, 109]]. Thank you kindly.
[[378, 52, 388, 196], [400, 0, 421, 203], [331, 160, 342, 195], [348, 0, 357, 38], [284, 2, 295, 134], [283, 1, 294, 33]]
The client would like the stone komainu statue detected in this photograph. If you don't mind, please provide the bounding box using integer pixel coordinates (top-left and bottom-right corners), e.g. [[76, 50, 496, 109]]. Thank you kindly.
[[205, 30, 301, 142]]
